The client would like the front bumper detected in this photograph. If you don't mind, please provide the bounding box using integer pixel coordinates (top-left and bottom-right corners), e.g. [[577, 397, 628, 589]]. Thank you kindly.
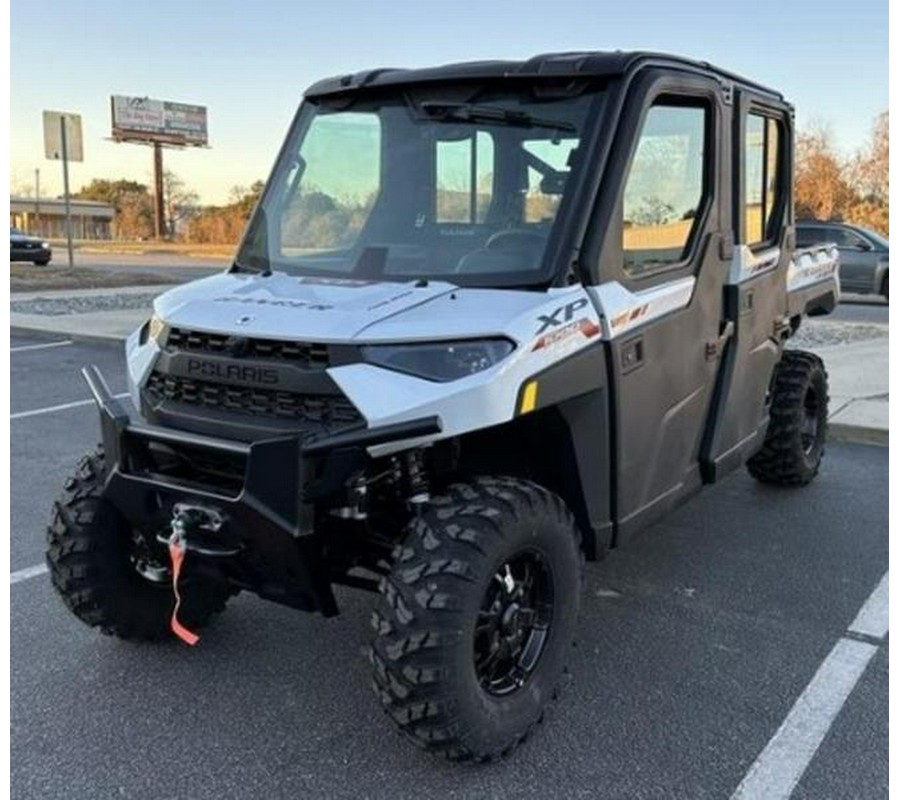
[[83, 364, 440, 615]]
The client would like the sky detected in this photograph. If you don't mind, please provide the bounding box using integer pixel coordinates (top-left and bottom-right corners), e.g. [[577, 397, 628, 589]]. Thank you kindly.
[[10, 0, 888, 206]]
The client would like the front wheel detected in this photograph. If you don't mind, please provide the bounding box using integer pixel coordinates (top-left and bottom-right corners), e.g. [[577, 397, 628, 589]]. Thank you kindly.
[[369, 477, 583, 761], [46, 448, 231, 640], [747, 350, 829, 486]]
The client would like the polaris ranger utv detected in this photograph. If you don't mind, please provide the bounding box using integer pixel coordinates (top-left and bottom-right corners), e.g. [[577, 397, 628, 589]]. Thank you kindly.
[[48, 51, 839, 761]]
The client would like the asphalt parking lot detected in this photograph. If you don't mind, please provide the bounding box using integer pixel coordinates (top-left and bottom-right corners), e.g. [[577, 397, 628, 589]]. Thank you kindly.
[[10, 335, 888, 800]]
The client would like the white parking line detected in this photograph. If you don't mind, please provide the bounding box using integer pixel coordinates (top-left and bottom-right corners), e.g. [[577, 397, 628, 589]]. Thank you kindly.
[[847, 571, 889, 639], [10, 340, 73, 353], [731, 571, 888, 800], [10, 392, 129, 420], [10, 563, 49, 585]]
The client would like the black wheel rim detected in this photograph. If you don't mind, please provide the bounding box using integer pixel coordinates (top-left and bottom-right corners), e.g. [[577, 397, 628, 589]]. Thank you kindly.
[[473, 550, 554, 697], [801, 386, 821, 454]]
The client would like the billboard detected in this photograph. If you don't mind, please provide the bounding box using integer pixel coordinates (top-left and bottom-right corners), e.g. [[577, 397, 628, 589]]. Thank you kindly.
[[43, 111, 84, 161], [111, 95, 208, 146]]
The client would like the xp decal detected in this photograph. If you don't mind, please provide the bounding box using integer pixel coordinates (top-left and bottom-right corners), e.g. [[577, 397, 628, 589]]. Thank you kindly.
[[536, 297, 590, 334]]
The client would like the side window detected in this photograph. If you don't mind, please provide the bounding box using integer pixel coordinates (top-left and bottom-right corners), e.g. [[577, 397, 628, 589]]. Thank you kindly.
[[795, 227, 820, 248], [744, 112, 784, 246], [435, 131, 494, 224], [622, 103, 708, 277], [523, 138, 579, 223], [833, 229, 866, 249]]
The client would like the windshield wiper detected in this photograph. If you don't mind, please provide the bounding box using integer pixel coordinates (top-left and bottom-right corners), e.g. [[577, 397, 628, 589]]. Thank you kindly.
[[420, 101, 575, 133]]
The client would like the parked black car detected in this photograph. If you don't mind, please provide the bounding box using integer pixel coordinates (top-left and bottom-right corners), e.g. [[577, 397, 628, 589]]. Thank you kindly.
[[10, 227, 52, 265], [796, 220, 889, 300]]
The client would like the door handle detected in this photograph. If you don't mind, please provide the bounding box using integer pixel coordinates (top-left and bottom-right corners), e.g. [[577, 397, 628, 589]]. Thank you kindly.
[[705, 320, 734, 360], [621, 336, 644, 373]]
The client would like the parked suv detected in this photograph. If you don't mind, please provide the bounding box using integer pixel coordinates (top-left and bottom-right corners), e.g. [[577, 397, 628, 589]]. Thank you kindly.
[[47, 51, 839, 762], [796, 220, 888, 300]]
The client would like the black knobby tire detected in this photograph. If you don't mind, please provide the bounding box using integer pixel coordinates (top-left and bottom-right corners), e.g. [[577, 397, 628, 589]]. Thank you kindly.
[[46, 448, 231, 640], [369, 476, 583, 761], [747, 350, 829, 486]]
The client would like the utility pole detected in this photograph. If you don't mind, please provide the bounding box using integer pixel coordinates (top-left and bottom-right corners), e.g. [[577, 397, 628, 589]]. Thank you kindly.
[[34, 168, 41, 233], [60, 116, 75, 267], [153, 142, 165, 239]]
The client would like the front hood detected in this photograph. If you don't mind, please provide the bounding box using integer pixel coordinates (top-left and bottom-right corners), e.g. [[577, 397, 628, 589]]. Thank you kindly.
[[10, 235, 42, 245], [154, 271, 459, 342]]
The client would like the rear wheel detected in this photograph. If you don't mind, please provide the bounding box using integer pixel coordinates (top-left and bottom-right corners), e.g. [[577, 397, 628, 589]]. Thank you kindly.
[[747, 350, 829, 486], [46, 448, 231, 640], [369, 476, 583, 761]]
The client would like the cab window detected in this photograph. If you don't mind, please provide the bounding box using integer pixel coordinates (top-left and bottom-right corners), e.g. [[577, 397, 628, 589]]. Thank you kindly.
[[744, 112, 784, 246], [622, 102, 708, 277], [435, 131, 494, 224]]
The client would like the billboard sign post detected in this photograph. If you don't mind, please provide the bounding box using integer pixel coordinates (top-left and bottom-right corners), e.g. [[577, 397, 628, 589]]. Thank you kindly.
[[43, 110, 83, 267]]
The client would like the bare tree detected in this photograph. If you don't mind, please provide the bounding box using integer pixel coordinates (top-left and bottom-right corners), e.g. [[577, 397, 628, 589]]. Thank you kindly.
[[163, 170, 200, 238], [794, 125, 854, 222], [794, 114, 888, 235], [10, 175, 35, 198], [851, 112, 888, 203]]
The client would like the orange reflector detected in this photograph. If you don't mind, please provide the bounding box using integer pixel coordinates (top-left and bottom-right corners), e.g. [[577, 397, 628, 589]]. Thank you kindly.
[[520, 381, 538, 414]]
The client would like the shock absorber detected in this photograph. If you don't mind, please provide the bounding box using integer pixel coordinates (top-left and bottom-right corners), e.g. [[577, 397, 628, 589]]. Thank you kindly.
[[404, 449, 430, 506]]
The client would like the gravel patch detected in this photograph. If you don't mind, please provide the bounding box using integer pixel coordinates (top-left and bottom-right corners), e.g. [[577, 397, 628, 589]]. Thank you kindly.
[[789, 320, 888, 349], [10, 293, 160, 316]]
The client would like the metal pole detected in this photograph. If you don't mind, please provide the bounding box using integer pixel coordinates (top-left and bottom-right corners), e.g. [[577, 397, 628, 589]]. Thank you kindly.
[[153, 142, 165, 239], [60, 117, 75, 267], [35, 168, 41, 233]]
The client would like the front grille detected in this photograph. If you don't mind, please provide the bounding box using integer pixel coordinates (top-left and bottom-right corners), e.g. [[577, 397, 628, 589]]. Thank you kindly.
[[165, 328, 330, 369], [145, 372, 362, 428]]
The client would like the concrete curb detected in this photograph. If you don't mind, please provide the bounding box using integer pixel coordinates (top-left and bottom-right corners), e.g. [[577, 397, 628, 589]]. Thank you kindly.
[[828, 423, 889, 447], [10, 325, 125, 348]]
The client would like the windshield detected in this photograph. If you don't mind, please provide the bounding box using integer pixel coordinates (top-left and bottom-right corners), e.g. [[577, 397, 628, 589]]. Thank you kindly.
[[237, 86, 604, 287]]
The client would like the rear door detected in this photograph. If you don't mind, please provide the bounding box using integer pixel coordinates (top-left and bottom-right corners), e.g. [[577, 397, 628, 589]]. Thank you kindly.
[[586, 71, 731, 542], [701, 91, 792, 478]]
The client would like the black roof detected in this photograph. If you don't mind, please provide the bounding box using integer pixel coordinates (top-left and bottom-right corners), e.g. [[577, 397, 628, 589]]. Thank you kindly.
[[305, 50, 784, 102]]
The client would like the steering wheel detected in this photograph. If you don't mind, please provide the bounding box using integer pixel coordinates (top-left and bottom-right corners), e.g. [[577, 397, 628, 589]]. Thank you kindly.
[[484, 229, 547, 251]]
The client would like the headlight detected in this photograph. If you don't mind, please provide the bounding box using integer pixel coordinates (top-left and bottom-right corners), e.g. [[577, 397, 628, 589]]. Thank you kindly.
[[41, 241, 50, 249], [361, 339, 515, 382], [145, 313, 167, 345]]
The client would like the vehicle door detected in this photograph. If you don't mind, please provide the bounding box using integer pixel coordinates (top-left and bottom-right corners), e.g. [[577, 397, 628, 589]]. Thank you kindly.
[[585, 71, 730, 542], [831, 227, 877, 292], [701, 91, 793, 479]]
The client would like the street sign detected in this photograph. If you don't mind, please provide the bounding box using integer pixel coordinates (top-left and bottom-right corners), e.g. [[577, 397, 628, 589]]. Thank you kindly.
[[111, 95, 208, 147], [42, 110, 82, 267], [43, 111, 84, 162]]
